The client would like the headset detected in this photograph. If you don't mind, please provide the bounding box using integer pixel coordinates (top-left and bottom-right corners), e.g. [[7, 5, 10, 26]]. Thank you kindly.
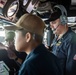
[[53, 5, 68, 25]]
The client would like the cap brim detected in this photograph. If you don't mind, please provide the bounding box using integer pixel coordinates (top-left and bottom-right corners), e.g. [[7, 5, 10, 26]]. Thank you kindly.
[[4, 25, 21, 30], [44, 19, 50, 24]]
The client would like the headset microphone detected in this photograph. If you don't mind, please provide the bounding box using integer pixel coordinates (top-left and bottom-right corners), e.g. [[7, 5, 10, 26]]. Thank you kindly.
[[52, 24, 60, 32]]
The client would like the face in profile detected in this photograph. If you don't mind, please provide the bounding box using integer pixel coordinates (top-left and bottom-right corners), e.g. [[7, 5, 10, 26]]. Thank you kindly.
[[50, 18, 62, 35], [14, 30, 28, 52]]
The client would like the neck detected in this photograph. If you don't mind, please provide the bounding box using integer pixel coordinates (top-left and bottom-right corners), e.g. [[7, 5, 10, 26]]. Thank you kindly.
[[25, 42, 40, 55]]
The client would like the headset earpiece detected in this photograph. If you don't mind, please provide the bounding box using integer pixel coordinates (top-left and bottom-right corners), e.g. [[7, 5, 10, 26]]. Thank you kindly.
[[54, 5, 67, 25]]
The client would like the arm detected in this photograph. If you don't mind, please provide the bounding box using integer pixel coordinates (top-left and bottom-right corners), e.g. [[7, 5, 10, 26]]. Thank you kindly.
[[7, 50, 23, 64], [14, 56, 23, 64], [66, 41, 76, 75]]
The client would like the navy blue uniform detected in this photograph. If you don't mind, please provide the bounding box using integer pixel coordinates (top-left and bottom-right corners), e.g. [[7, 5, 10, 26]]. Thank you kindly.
[[52, 28, 76, 75], [19, 44, 62, 75]]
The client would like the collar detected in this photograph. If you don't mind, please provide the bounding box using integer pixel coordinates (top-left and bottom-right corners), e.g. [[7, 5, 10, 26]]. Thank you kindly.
[[52, 27, 72, 46], [26, 44, 46, 59], [61, 27, 72, 39]]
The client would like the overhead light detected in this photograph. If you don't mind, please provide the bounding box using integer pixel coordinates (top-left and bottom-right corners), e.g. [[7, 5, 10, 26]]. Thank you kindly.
[[68, 17, 76, 22], [3, 0, 19, 17], [23, 0, 28, 6], [71, 0, 76, 5]]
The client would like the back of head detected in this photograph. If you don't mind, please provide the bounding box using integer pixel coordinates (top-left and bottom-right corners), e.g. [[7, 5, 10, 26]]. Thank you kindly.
[[16, 13, 45, 36], [5, 31, 15, 41]]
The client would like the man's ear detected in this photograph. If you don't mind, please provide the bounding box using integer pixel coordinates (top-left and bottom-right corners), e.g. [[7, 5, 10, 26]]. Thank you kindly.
[[25, 32, 32, 42]]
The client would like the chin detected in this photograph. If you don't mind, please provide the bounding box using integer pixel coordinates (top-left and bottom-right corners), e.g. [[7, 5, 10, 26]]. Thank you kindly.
[[16, 49, 20, 52], [15, 45, 21, 52], [16, 47, 25, 52], [15, 47, 20, 52]]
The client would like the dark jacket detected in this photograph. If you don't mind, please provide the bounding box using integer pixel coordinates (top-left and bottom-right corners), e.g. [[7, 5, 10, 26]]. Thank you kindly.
[[52, 28, 76, 75], [19, 44, 62, 75]]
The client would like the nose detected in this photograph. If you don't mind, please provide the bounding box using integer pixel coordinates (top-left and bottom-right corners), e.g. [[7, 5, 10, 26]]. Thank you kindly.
[[50, 23, 54, 29]]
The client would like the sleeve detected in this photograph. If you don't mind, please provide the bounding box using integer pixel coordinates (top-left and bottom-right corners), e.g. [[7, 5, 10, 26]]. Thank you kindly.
[[66, 40, 76, 75]]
